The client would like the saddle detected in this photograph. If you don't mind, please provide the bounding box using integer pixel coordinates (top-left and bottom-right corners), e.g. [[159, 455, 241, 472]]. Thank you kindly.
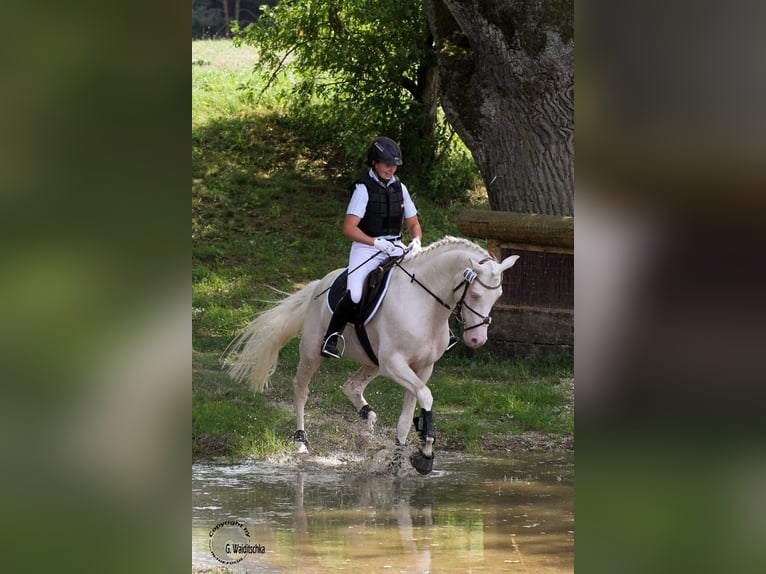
[[326, 257, 398, 364]]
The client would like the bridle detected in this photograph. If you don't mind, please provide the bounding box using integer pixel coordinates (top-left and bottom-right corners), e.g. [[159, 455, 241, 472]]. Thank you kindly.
[[452, 258, 503, 332], [394, 256, 502, 333]]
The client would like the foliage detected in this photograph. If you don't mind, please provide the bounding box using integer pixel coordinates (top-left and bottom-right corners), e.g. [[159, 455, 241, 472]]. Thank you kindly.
[[231, 0, 480, 203], [192, 3, 224, 38]]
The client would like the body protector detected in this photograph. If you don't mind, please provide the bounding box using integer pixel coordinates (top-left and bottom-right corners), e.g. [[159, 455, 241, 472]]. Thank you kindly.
[[355, 171, 405, 238]]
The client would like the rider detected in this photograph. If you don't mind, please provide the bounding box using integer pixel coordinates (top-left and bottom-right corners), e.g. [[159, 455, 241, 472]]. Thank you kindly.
[[320, 136, 423, 359]]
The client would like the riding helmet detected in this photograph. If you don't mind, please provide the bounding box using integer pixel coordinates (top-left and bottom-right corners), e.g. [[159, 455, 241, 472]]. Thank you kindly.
[[366, 136, 403, 166]]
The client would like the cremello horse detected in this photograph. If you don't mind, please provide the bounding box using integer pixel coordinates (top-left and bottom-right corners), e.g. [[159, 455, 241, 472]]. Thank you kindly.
[[226, 236, 519, 474]]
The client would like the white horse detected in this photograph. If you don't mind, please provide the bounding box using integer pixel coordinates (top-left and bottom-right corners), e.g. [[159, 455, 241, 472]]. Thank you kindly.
[[226, 236, 519, 474]]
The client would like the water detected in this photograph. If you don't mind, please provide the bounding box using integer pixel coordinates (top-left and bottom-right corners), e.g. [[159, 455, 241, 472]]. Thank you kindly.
[[192, 452, 573, 573]]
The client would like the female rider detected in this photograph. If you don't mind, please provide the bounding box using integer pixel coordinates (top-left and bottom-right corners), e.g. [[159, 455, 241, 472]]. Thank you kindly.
[[321, 136, 423, 359]]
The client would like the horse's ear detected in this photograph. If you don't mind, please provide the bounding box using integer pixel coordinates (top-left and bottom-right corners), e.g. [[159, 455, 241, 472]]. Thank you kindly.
[[499, 255, 520, 272]]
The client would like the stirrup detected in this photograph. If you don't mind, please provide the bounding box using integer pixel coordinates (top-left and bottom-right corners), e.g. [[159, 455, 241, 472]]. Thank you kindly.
[[446, 331, 459, 351], [321, 332, 346, 359]]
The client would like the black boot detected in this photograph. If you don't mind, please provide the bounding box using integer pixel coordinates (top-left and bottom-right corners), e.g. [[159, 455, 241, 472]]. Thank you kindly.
[[321, 291, 358, 359]]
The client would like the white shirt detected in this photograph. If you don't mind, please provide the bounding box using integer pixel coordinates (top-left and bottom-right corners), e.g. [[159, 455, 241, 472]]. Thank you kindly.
[[346, 169, 418, 224]]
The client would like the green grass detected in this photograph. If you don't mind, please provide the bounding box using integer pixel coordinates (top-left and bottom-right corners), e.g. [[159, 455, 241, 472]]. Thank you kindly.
[[192, 344, 573, 459], [414, 352, 574, 451], [192, 350, 293, 459], [192, 40, 573, 459]]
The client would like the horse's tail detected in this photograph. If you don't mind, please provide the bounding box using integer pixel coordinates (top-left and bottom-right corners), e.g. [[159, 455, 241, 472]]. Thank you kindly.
[[225, 280, 320, 392]]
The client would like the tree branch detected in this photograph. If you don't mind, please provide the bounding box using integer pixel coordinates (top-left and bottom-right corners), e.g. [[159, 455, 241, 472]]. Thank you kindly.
[[255, 44, 302, 104]]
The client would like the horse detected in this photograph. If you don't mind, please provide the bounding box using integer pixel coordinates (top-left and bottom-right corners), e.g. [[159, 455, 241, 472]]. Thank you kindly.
[[225, 236, 519, 475]]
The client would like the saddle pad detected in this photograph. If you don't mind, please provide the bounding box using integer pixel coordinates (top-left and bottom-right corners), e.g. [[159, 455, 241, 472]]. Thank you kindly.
[[327, 265, 395, 325]]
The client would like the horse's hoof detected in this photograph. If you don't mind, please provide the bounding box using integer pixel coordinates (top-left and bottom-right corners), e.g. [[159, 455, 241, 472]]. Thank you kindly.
[[359, 405, 377, 432], [294, 430, 309, 454], [410, 449, 434, 475]]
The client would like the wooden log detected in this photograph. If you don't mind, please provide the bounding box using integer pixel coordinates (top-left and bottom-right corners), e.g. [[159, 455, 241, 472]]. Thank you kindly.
[[489, 305, 574, 346], [457, 209, 573, 250]]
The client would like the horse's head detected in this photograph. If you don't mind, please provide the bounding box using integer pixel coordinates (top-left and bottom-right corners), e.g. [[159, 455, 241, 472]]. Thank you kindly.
[[457, 255, 519, 348]]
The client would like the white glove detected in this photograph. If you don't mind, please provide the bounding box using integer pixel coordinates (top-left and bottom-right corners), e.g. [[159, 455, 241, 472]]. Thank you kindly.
[[374, 237, 405, 258], [407, 237, 422, 257]]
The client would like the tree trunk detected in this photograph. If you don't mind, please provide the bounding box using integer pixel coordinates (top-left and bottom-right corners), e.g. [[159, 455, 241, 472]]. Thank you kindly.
[[420, 55, 439, 140], [423, 0, 574, 216], [220, 0, 230, 37], [400, 46, 440, 180]]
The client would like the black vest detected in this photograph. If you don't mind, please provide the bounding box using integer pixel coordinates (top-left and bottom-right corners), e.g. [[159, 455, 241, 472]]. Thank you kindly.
[[354, 172, 405, 237]]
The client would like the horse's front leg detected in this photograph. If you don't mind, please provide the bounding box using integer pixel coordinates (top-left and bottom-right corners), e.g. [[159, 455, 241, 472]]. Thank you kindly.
[[341, 365, 380, 431], [396, 389, 418, 446], [409, 364, 436, 475], [382, 359, 436, 475], [388, 389, 418, 475], [410, 407, 436, 475]]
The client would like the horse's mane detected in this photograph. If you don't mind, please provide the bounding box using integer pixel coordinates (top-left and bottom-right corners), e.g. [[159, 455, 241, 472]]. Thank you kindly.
[[414, 235, 491, 260]]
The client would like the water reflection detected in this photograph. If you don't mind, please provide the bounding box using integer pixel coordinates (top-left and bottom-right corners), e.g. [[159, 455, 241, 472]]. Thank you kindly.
[[192, 452, 573, 572]]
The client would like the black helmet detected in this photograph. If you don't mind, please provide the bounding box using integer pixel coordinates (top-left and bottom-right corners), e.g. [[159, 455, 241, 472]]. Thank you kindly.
[[366, 136, 403, 166]]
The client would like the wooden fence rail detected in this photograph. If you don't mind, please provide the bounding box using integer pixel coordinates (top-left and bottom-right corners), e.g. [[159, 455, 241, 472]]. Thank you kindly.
[[457, 209, 574, 358]]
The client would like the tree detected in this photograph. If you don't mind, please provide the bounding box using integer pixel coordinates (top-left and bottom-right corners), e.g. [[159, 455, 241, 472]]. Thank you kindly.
[[423, 0, 574, 215], [232, 1, 445, 184], [229, 0, 572, 211]]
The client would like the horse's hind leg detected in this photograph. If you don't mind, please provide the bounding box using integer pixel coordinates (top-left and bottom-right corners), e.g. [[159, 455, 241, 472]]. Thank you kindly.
[[387, 389, 418, 475], [341, 366, 380, 431], [395, 389, 418, 446], [293, 348, 321, 454]]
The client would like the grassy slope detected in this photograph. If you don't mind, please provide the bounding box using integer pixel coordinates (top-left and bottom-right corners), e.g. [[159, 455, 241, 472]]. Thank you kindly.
[[192, 40, 573, 460]]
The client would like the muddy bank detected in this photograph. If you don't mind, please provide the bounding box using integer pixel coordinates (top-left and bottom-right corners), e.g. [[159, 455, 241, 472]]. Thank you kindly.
[[277, 399, 573, 458], [195, 403, 572, 471], [255, 433, 573, 479]]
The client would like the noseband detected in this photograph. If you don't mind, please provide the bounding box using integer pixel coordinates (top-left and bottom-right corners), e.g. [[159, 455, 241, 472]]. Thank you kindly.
[[452, 258, 502, 332]]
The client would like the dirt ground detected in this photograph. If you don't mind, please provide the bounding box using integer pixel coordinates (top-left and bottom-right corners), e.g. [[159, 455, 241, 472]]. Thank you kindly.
[[293, 376, 574, 457], [287, 405, 573, 465], [300, 380, 575, 456], [486, 429, 574, 452]]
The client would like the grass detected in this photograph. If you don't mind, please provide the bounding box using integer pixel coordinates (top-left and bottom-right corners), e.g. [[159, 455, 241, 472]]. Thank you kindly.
[[192, 40, 573, 460]]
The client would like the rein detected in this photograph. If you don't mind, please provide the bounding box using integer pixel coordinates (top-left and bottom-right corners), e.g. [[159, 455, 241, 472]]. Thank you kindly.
[[394, 256, 502, 333], [312, 250, 384, 301], [393, 261, 452, 311]]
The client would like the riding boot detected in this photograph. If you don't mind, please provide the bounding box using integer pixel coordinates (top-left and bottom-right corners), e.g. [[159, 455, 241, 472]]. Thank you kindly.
[[321, 291, 358, 359]]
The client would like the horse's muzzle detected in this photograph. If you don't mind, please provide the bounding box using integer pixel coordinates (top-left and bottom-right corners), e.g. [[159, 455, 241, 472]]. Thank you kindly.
[[464, 331, 488, 348]]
